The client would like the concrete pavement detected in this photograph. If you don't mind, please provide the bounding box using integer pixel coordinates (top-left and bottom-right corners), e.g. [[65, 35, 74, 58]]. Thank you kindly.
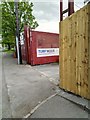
[[30, 88, 89, 118], [2, 53, 56, 118], [0, 52, 2, 119], [30, 95, 88, 118], [2, 65, 12, 118], [1, 52, 89, 118], [33, 63, 59, 85]]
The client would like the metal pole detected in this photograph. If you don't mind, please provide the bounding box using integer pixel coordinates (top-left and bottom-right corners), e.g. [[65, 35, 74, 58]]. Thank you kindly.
[[68, 0, 74, 16], [60, 0, 63, 21], [15, 0, 22, 64]]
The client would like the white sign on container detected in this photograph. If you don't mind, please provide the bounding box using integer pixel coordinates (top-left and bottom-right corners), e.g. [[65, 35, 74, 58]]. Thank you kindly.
[[37, 48, 59, 57]]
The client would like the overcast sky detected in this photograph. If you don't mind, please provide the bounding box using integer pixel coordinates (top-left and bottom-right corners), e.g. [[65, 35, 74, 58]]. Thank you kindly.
[[31, 0, 85, 33]]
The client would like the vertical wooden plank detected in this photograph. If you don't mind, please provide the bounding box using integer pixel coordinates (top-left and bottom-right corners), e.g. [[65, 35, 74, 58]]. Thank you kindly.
[[88, 4, 90, 99], [83, 6, 88, 98], [64, 19, 68, 91], [87, 4, 90, 99], [75, 13, 78, 95], [68, 16, 72, 91], [80, 8, 86, 97], [78, 10, 82, 96], [60, 20, 65, 89], [69, 15, 73, 93], [66, 17, 71, 91], [80, 7, 86, 98], [70, 15, 73, 93], [62, 20, 66, 89], [82, 6, 89, 99], [76, 9, 83, 97], [60, 19, 68, 90], [76, 10, 80, 96], [59, 21, 63, 88], [68, 17, 72, 91], [78, 9, 82, 97], [70, 13, 77, 93]]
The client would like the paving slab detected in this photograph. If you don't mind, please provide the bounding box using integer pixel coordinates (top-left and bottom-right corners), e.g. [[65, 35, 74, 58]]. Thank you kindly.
[[30, 95, 88, 118], [57, 89, 90, 112], [33, 63, 59, 85]]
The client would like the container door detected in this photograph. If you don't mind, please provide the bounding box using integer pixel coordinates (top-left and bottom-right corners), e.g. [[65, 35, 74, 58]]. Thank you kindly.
[[24, 26, 31, 64]]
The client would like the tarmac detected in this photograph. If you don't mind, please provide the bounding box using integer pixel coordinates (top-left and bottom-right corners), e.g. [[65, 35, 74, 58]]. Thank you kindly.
[[0, 52, 2, 119], [1, 52, 90, 119]]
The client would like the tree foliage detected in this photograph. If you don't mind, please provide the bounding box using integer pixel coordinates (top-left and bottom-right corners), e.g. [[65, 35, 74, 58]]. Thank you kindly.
[[1, 1, 39, 49]]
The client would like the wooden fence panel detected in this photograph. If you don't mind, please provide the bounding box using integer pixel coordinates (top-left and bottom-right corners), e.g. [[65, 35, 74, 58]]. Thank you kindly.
[[59, 4, 90, 99]]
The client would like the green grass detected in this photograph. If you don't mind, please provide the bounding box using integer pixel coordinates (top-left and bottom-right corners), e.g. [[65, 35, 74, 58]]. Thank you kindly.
[[2, 49, 15, 54]]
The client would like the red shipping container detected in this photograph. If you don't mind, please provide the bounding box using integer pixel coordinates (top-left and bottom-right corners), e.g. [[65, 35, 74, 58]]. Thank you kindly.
[[21, 26, 59, 65]]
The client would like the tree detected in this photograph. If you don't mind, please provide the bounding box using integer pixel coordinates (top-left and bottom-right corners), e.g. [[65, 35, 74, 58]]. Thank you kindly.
[[1, 1, 39, 50]]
